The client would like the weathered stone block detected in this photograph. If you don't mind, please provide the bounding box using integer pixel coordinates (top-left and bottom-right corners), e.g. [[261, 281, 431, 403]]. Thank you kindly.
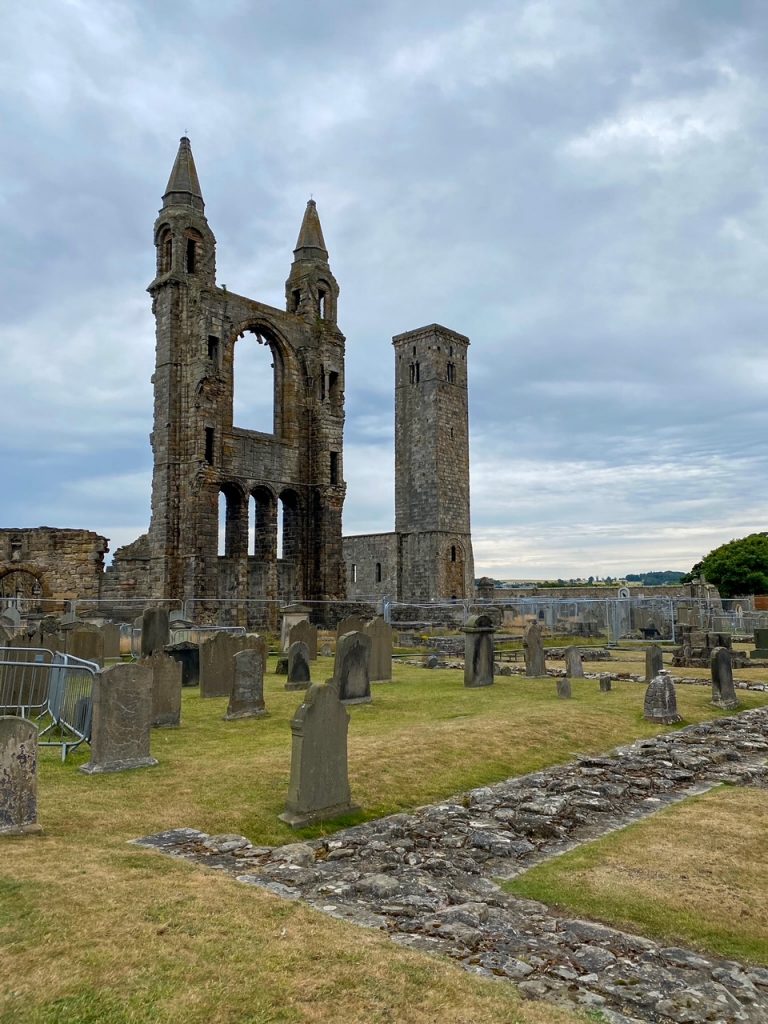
[[80, 663, 157, 773], [0, 718, 42, 835]]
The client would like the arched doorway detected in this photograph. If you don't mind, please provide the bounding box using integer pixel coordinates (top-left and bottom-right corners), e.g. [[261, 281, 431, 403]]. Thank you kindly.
[[0, 569, 45, 613]]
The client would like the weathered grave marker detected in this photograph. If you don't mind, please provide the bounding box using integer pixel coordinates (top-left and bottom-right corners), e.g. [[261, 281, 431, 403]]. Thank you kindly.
[[199, 633, 260, 698], [69, 627, 104, 665], [289, 619, 317, 660], [643, 670, 682, 724], [557, 678, 572, 699], [523, 620, 546, 677], [711, 647, 739, 710], [334, 631, 372, 704], [279, 682, 359, 828], [463, 614, 495, 688], [645, 644, 664, 681], [0, 718, 43, 835], [280, 604, 311, 652], [336, 615, 366, 639], [365, 616, 393, 682], [148, 651, 182, 728], [141, 607, 170, 658], [81, 663, 158, 773], [165, 640, 200, 687], [286, 641, 311, 691], [599, 674, 612, 692], [225, 646, 268, 720], [564, 647, 584, 679]]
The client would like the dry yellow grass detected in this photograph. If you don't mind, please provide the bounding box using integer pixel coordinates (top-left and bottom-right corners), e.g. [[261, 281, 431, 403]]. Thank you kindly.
[[3, 659, 767, 1023]]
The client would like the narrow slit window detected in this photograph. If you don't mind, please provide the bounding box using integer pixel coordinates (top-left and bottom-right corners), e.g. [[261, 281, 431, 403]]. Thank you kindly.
[[291, 288, 301, 312], [320, 364, 326, 401], [328, 371, 339, 403], [330, 451, 339, 485], [415, 361, 420, 383], [375, 562, 382, 583], [451, 545, 457, 563], [204, 427, 215, 465], [207, 335, 219, 362], [447, 362, 455, 383], [318, 288, 327, 319], [351, 564, 357, 583], [163, 236, 172, 272], [186, 238, 197, 273]]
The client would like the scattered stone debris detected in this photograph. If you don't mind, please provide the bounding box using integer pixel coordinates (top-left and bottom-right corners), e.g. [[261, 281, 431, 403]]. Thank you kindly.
[[136, 707, 768, 1023]]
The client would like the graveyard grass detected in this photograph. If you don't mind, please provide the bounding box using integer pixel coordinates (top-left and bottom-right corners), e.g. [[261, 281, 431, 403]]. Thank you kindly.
[[505, 785, 768, 966], [3, 661, 768, 1024]]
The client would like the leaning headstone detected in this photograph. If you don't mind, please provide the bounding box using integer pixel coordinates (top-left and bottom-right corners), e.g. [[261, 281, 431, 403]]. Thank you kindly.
[[645, 644, 664, 681], [69, 627, 104, 666], [148, 651, 182, 728], [0, 718, 43, 835], [279, 681, 359, 828], [141, 607, 170, 658], [334, 631, 372, 704], [80, 663, 157, 774], [564, 647, 584, 679], [289, 619, 318, 660], [164, 641, 200, 687], [599, 674, 612, 693], [225, 646, 268, 720], [711, 647, 739, 709], [557, 678, 572, 699], [523, 621, 546, 677], [365, 616, 393, 681], [643, 670, 682, 724], [336, 615, 366, 639], [99, 623, 121, 660], [286, 641, 311, 691], [199, 632, 260, 698], [464, 614, 495, 688]]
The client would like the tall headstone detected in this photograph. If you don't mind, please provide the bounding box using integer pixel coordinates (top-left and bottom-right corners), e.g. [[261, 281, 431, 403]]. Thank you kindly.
[[279, 682, 359, 828], [165, 641, 200, 687], [199, 633, 261, 698], [751, 628, 768, 660], [286, 641, 311, 691], [334, 631, 372, 704], [557, 678, 572, 699], [280, 605, 311, 652], [645, 644, 664, 681], [289, 619, 318, 660], [141, 607, 170, 658], [523, 621, 546, 677], [599, 674, 612, 692], [225, 645, 268, 720], [148, 651, 182, 728], [100, 623, 122, 660], [365, 616, 393, 682], [643, 670, 682, 724], [69, 627, 104, 666], [0, 718, 42, 835], [80, 663, 158, 774], [711, 647, 739, 709], [336, 615, 366, 639], [463, 614, 495, 688], [564, 647, 584, 679]]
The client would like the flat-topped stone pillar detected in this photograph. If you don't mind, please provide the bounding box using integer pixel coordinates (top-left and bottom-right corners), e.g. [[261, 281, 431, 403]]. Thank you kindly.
[[463, 614, 495, 688]]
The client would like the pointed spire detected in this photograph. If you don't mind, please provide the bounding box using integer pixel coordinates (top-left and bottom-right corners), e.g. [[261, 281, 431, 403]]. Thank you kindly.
[[293, 199, 328, 260], [163, 136, 204, 212]]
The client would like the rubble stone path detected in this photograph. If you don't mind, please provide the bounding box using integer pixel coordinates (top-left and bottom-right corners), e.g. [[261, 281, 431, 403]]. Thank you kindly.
[[136, 707, 768, 1024]]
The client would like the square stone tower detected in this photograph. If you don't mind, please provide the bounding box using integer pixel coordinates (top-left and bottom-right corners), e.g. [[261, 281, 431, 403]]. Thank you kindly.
[[393, 324, 475, 600], [146, 138, 347, 620]]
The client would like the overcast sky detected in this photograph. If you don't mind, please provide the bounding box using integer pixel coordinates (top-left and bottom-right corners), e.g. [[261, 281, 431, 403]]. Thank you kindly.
[[2, 0, 767, 579]]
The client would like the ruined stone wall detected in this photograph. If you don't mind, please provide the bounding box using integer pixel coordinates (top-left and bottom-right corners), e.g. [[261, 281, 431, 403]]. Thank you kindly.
[[342, 533, 398, 599], [0, 528, 108, 611], [99, 534, 153, 618]]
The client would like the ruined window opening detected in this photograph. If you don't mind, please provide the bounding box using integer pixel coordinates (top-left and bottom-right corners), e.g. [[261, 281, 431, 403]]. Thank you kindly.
[[320, 365, 326, 401], [449, 346, 453, 356], [328, 371, 339, 404], [330, 451, 339, 485], [207, 335, 219, 363], [375, 562, 382, 583], [10, 538, 22, 562], [415, 362, 420, 383], [217, 491, 227, 555], [318, 288, 327, 319], [161, 234, 173, 273], [451, 545, 457, 563], [204, 427, 215, 465], [351, 564, 357, 583], [412, 346, 416, 356], [278, 490, 300, 563], [291, 288, 301, 312], [409, 363, 415, 384], [233, 330, 278, 435], [186, 238, 197, 274], [447, 362, 455, 384]]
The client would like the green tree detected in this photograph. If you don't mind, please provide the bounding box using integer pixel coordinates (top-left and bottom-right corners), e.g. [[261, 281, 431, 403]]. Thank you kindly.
[[685, 533, 768, 597]]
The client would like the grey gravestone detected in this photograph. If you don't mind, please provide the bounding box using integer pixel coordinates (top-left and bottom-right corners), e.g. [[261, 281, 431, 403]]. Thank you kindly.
[[599, 674, 612, 692], [336, 615, 366, 639], [199, 633, 260, 698], [320, 642, 333, 658], [751, 628, 768, 660], [523, 621, 546, 677], [100, 623, 122, 660], [711, 647, 739, 709], [280, 605, 311, 651], [564, 647, 584, 679], [286, 641, 311, 691], [274, 656, 289, 675], [557, 678, 572, 699], [365, 616, 393, 682], [0, 608, 21, 629], [148, 651, 182, 727], [334, 631, 372, 704], [141, 607, 170, 658], [80, 663, 158, 773], [289, 619, 317, 660], [164, 641, 200, 687], [425, 654, 439, 669], [645, 644, 664, 681], [0, 718, 42, 835], [279, 681, 359, 828], [225, 645, 268, 720], [463, 614, 495, 688], [643, 670, 682, 724], [69, 627, 104, 666]]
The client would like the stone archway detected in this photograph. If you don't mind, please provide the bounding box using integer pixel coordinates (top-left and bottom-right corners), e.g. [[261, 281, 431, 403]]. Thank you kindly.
[[0, 567, 46, 613]]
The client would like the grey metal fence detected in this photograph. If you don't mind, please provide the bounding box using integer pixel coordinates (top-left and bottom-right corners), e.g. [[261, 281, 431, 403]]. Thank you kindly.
[[38, 653, 97, 761], [0, 646, 54, 717]]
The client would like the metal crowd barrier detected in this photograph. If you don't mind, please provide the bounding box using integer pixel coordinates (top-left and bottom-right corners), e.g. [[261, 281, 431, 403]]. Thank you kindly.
[[0, 648, 98, 761]]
